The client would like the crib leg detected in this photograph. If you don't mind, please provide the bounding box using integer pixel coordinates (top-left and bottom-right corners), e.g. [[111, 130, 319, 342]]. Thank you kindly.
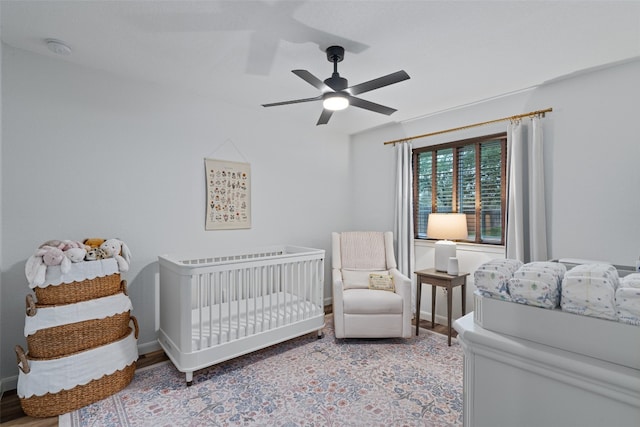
[[317, 329, 324, 339], [186, 371, 193, 387]]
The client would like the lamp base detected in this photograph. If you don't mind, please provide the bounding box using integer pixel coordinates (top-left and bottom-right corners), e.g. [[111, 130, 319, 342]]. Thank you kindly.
[[434, 240, 457, 272]]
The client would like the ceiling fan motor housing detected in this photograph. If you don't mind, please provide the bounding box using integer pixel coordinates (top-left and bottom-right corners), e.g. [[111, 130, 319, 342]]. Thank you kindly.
[[326, 45, 345, 63], [324, 75, 348, 91]]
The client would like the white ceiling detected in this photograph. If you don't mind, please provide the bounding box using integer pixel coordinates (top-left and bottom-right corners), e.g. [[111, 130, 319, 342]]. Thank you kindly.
[[2, 0, 640, 135]]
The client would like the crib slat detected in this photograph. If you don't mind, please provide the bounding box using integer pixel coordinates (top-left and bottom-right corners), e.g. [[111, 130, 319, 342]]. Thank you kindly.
[[243, 268, 249, 337], [260, 266, 265, 332], [276, 264, 280, 327], [197, 275, 203, 350], [207, 273, 215, 346], [226, 270, 231, 343], [297, 261, 302, 322], [217, 271, 222, 345]]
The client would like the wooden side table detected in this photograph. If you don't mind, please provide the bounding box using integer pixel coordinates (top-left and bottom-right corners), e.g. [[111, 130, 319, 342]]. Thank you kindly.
[[415, 268, 469, 346]]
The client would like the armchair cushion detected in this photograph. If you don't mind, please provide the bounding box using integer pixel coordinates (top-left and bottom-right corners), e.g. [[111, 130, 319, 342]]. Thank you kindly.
[[343, 289, 404, 315], [342, 269, 389, 289]]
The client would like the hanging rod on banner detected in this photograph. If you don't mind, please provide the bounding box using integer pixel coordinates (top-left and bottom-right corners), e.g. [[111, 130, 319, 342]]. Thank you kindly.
[[383, 107, 553, 145]]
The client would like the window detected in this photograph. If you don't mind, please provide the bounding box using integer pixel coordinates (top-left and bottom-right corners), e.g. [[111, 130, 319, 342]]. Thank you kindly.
[[413, 133, 507, 244]]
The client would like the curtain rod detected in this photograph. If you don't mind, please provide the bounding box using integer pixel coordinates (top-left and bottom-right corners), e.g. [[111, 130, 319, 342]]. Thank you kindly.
[[383, 107, 553, 145]]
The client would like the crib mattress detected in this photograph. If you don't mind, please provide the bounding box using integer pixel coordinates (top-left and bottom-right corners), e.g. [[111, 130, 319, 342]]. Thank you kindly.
[[190, 291, 321, 350]]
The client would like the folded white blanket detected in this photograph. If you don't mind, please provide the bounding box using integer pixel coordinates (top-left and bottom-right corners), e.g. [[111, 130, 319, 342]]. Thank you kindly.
[[24, 293, 132, 336], [616, 287, 640, 326], [484, 259, 523, 274], [31, 258, 119, 289], [474, 264, 513, 300], [565, 263, 619, 288], [562, 275, 617, 320], [18, 325, 138, 398], [509, 270, 560, 308], [521, 261, 566, 279], [621, 273, 640, 289]]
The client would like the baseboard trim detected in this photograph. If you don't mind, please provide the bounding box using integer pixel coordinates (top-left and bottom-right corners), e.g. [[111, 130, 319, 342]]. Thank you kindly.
[[138, 340, 162, 356], [420, 311, 453, 327], [1, 376, 18, 395]]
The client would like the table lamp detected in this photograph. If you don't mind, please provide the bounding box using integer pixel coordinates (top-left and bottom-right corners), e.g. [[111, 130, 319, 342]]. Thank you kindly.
[[426, 213, 468, 272]]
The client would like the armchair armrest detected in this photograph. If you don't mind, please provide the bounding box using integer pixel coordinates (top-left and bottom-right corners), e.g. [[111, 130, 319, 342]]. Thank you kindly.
[[389, 268, 411, 297], [390, 268, 413, 337], [332, 268, 346, 338], [332, 269, 345, 302]]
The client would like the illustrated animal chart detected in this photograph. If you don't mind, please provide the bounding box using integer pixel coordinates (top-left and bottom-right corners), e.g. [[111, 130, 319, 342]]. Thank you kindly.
[[205, 158, 251, 230]]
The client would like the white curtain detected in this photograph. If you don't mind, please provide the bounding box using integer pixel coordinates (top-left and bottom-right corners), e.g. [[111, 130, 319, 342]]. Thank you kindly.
[[506, 120, 525, 261], [506, 116, 548, 262], [394, 141, 416, 312], [528, 117, 548, 261]]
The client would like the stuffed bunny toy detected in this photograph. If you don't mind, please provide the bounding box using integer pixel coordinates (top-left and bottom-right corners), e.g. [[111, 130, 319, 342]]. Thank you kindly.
[[25, 245, 71, 287], [65, 247, 87, 263], [100, 238, 132, 272], [40, 240, 65, 250], [61, 240, 89, 251]]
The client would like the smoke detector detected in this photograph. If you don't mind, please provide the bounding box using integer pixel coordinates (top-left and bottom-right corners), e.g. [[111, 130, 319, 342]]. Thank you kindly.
[[45, 39, 72, 56]]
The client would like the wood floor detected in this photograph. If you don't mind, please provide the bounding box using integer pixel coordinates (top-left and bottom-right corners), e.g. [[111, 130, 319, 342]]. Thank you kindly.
[[1, 317, 455, 426]]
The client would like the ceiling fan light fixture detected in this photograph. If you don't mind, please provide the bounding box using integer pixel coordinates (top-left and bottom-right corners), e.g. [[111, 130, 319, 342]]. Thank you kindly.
[[323, 92, 349, 111]]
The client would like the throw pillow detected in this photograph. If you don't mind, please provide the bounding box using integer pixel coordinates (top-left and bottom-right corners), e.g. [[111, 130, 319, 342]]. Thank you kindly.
[[369, 273, 395, 292]]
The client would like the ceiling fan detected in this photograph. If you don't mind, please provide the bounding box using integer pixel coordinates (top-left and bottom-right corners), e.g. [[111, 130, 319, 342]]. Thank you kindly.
[[262, 46, 410, 125]]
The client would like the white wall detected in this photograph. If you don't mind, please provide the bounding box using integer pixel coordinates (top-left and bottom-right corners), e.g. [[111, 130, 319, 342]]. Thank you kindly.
[[350, 58, 640, 326], [530, 61, 640, 264], [0, 45, 351, 388], [0, 22, 4, 395]]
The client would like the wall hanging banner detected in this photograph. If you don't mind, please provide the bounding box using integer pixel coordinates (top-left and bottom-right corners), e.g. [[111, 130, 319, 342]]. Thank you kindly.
[[205, 158, 251, 230]]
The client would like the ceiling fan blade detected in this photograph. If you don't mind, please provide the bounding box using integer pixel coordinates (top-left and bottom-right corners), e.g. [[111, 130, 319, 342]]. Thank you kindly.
[[347, 70, 410, 96], [347, 96, 397, 116], [316, 109, 333, 125], [292, 69, 332, 91], [262, 95, 322, 108]]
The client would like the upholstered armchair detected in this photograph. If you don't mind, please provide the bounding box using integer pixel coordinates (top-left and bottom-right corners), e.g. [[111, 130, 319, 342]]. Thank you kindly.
[[332, 231, 412, 339]]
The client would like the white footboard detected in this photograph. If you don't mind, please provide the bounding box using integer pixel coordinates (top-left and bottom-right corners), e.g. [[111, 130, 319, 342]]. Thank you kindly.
[[158, 246, 325, 385]]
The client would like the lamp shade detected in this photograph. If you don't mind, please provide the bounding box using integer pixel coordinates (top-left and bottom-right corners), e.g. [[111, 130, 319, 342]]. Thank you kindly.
[[426, 213, 468, 240]]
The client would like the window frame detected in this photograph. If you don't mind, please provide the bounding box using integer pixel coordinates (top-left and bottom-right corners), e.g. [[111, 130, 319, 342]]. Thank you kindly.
[[412, 132, 507, 245]]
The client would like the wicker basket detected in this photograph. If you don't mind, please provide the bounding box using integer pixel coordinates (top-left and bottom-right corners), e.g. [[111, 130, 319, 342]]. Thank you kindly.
[[26, 311, 131, 359], [16, 317, 138, 418], [34, 273, 121, 305], [26, 281, 130, 358], [28, 279, 128, 313], [18, 360, 136, 418]]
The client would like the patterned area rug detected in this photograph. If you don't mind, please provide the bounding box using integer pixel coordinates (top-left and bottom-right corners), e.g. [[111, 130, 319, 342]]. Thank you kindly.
[[60, 317, 463, 426]]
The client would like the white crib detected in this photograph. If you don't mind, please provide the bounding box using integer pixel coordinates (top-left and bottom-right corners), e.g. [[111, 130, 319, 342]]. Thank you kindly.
[[158, 245, 325, 385]]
